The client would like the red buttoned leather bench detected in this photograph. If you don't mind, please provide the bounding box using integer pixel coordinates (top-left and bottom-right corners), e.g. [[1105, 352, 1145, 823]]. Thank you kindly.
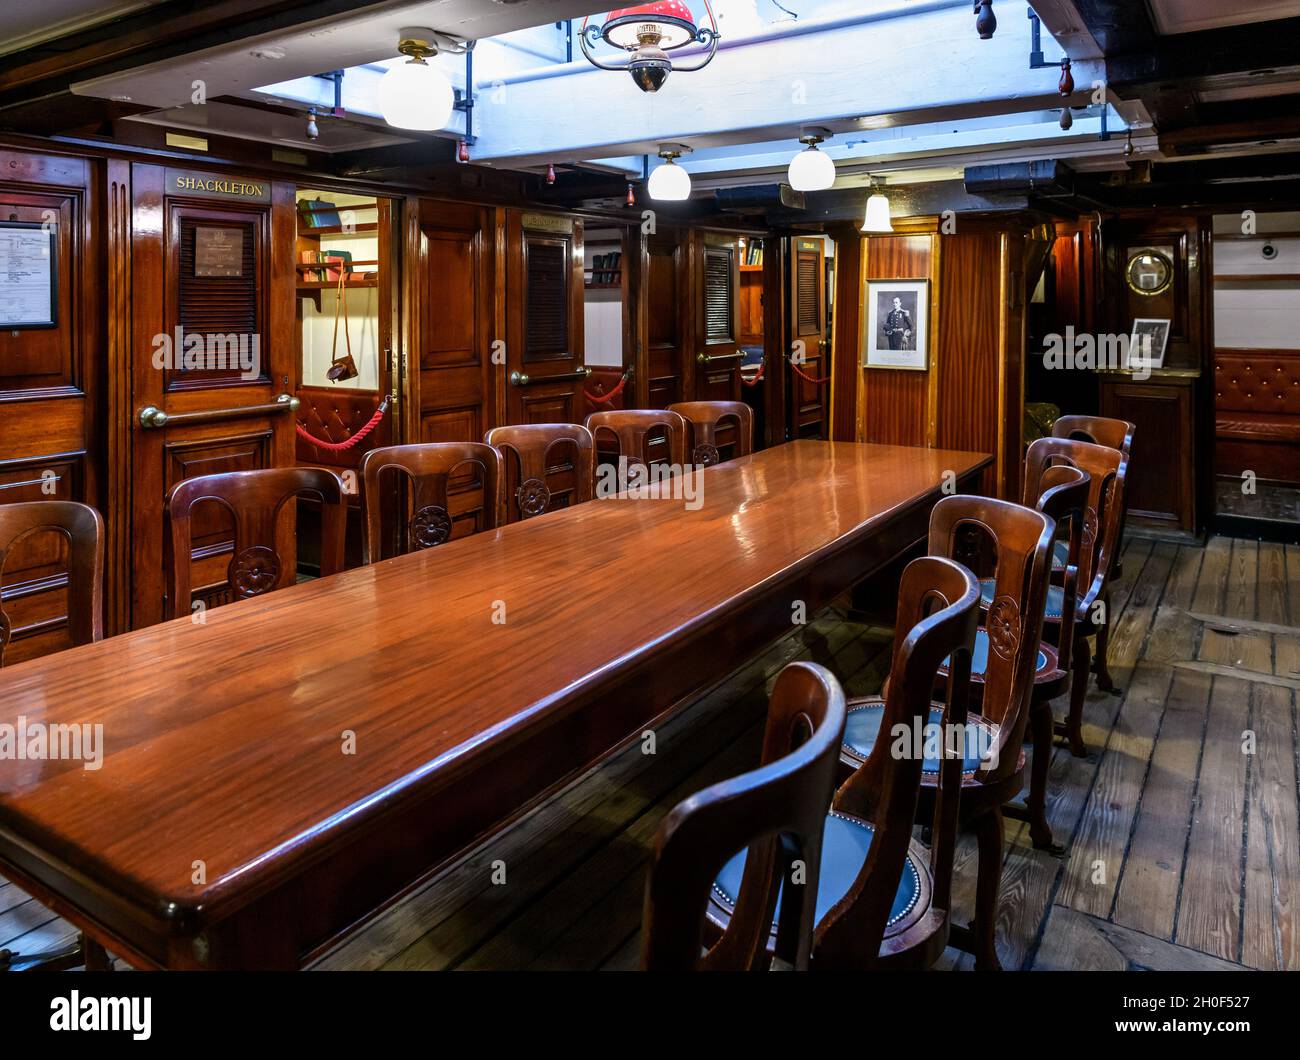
[[1214, 349, 1300, 484]]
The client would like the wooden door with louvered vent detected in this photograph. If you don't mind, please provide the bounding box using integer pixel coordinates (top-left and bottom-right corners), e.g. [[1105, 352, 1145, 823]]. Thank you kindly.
[[789, 237, 828, 438], [505, 211, 586, 426], [129, 166, 296, 627], [692, 233, 741, 403]]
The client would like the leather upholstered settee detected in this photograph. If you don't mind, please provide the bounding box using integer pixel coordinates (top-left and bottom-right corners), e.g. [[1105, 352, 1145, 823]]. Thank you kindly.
[[1214, 350, 1300, 484]]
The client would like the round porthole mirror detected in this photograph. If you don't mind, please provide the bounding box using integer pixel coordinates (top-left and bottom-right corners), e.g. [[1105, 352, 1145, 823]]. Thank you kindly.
[[1125, 248, 1174, 296]]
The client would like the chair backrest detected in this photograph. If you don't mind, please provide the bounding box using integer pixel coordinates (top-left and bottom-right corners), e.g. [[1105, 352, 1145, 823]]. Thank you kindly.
[[165, 467, 346, 620], [666, 401, 755, 466], [926, 494, 1054, 781], [585, 409, 688, 468], [1022, 452, 1091, 674], [0, 501, 103, 666], [1051, 414, 1134, 458], [816, 555, 981, 968], [641, 661, 847, 971], [1023, 437, 1123, 612], [361, 442, 503, 563], [484, 423, 595, 523]]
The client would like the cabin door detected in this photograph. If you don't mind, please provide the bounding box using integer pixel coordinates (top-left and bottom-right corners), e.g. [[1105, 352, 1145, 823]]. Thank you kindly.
[[788, 237, 829, 438], [646, 229, 686, 407], [129, 166, 297, 627], [691, 233, 742, 401], [505, 210, 586, 424]]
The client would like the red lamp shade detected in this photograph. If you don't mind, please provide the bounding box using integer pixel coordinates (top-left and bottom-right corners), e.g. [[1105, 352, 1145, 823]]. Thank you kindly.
[[602, 2, 699, 50]]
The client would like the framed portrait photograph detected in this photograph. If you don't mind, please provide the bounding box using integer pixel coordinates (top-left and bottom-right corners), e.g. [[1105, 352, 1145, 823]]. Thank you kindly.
[[864, 279, 929, 370], [1127, 318, 1170, 370]]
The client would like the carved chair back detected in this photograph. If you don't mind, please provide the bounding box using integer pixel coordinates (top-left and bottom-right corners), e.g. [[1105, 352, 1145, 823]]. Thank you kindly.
[[1022, 457, 1091, 674], [165, 468, 345, 620], [926, 495, 1054, 782], [666, 401, 755, 467], [641, 661, 846, 971], [361, 442, 503, 563], [484, 423, 595, 523], [1023, 437, 1123, 614], [585, 409, 688, 468], [816, 556, 981, 967], [0, 501, 103, 666]]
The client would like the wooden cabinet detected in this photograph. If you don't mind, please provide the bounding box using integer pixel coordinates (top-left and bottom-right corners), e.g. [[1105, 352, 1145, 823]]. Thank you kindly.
[[1099, 369, 1198, 536]]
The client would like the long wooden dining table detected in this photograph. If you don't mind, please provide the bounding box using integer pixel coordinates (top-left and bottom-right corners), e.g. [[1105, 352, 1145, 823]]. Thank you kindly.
[[0, 441, 990, 969]]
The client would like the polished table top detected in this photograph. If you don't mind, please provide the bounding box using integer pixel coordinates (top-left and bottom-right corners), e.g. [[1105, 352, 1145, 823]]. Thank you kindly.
[[0, 441, 989, 934]]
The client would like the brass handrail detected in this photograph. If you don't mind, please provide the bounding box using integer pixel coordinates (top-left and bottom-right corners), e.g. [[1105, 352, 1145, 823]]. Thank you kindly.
[[509, 367, 592, 387], [139, 393, 300, 429], [696, 351, 743, 364]]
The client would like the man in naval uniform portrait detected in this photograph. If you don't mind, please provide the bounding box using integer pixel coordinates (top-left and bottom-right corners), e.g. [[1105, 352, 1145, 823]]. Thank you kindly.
[[883, 296, 913, 350]]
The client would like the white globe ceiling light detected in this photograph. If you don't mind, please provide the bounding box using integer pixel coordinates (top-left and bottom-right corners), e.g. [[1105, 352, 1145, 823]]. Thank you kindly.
[[377, 28, 459, 131], [648, 145, 692, 201], [860, 179, 895, 233], [788, 128, 835, 192]]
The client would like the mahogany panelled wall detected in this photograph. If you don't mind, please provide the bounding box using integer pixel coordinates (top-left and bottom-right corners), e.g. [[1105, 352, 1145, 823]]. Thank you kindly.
[[831, 218, 1046, 501], [0, 147, 103, 663]]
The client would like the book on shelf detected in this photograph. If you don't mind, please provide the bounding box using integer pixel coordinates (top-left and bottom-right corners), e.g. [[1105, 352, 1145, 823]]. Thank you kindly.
[[296, 198, 342, 229]]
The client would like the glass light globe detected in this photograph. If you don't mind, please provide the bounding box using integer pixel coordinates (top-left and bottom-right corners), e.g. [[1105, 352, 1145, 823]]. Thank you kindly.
[[860, 191, 894, 233], [648, 159, 691, 201], [788, 144, 835, 191], [377, 57, 454, 131]]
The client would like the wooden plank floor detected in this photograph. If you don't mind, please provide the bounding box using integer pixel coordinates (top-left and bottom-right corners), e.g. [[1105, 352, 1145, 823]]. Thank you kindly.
[[5, 535, 1298, 971]]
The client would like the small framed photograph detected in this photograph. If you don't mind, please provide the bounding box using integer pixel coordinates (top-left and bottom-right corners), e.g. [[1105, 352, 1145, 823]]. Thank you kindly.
[[1127, 318, 1170, 370], [864, 279, 929, 370]]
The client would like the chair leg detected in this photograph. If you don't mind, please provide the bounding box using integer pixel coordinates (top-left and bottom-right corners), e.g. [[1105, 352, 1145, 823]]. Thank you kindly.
[[1066, 635, 1090, 758], [83, 935, 112, 971], [1093, 594, 1117, 692], [1027, 702, 1062, 853], [971, 807, 1005, 971]]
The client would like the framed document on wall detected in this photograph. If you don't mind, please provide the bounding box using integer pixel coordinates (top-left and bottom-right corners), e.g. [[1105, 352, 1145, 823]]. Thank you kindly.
[[0, 222, 57, 328], [864, 278, 928, 370]]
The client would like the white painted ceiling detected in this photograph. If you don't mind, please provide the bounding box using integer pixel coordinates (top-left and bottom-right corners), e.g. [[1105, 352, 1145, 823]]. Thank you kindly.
[[1146, 0, 1300, 35], [71, 0, 606, 111], [0, 0, 164, 58]]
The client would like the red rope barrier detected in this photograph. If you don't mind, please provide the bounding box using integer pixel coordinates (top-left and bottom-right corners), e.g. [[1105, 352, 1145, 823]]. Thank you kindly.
[[741, 363, 765, 387], [789, 360, 831, 385], [583, 373, 628, 406], [295, 396, 390, 453]]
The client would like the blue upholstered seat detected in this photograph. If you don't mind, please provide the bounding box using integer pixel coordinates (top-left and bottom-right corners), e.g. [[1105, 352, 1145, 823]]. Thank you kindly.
[[979, 577, 1065, 619], [842, 702, 995, 773], [712, 811, 922, 929], [1052, 539, 1069, 569]]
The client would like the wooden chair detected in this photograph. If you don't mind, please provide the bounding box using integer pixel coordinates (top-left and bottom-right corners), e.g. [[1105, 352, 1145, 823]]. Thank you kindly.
[[165, 468, 346, 620], [1052, 414, 1134, 456], [1019, 437, 1125, 758], [484, 423, 595, 523], [837, 496, 1055, 969], [662, 557, 980, 970], [0, 499, 111, 971], [666, 401, 754, 467], [584, 409, 688, 468], [0, 501, 103, 667], [960, 453, 1090, 852], [642, 661, 846, 971], [361, 442, 503, 563], [1052, 414, 1134, 580]]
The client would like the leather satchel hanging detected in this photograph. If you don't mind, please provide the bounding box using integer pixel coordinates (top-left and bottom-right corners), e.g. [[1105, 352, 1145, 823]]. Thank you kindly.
[[325, 267, 359, 383]]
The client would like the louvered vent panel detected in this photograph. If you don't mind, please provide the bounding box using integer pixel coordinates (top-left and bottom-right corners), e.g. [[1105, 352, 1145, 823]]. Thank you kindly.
[[178, 220, 258, 340], [704, 249, 733, 342], [797, 254, 819, 333], [526, 240, 569, 357]]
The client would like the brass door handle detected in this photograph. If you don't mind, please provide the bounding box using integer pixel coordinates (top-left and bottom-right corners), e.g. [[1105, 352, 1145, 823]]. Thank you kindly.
[[139, 393, 299, 429], [509, 367, 591, 387], [696, 352, 742, 365]]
